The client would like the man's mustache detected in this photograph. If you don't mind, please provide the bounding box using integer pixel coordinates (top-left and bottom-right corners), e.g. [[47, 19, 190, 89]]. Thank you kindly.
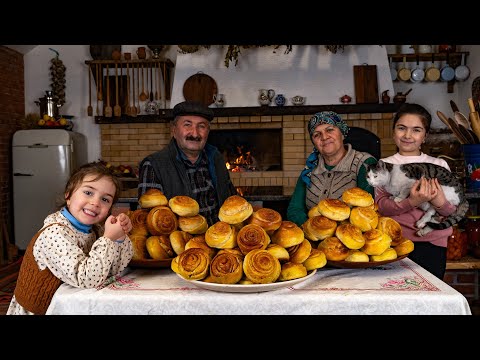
[[186, 136, 202, 141]]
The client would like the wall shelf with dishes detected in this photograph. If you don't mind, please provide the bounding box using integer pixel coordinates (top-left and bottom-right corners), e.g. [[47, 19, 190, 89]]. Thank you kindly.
[[388, 52, 470, 93]]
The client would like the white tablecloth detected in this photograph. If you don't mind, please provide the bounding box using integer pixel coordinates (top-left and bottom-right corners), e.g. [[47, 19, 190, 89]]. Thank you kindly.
[[46, 258, 472, 315]]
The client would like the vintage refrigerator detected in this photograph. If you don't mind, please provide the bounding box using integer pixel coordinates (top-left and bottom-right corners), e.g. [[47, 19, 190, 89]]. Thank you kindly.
[[12, 129, 88, 250]]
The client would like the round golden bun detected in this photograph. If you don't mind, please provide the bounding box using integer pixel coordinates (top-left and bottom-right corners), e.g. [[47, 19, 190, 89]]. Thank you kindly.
[[178, 214, 208, 235], [335, 223, 366, 250], [349, 206, 379, 232], [128, 209, 149, 237], [317, 237, 350, 261], [377, 217, 403, 246], [344, 249, 370, 262], [303, 248, 327, 270], [286, 239, 312, 264], [209, 251, 244, 284], [247, 207, 282, 234], [168, 196, 200, 217], [217, 248, 244, 261], [266, 244, 290, 262], [370, 247, 397, 262], [146, 235, 175, 260], [237, 224, 271, 255], [185, 235, 217, 259], [303, 215, 337, 241], [271, 221, 304, 248], [317, 199, 351, 221], [205, 221, 237, 249], [360, 229, 392, 255], [129, 233, 148, 260], [394, 238, 415, 256], [278, 262, 307, 281], [341, 187, 374, 207], [169, 230, 193, 256], [138, 189, 168, 209], [176, 247, 211, 281], [218, 195, 253, 224], [146, 206, 178, 235], [243, 249, 281, 284], [307, 205, 322, 218]]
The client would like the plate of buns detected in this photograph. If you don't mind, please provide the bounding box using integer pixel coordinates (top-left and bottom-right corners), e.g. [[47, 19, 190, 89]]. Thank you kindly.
[[327, 254, 408, 269], [178, 269, 317, 293], [129, 258, 173, 269]]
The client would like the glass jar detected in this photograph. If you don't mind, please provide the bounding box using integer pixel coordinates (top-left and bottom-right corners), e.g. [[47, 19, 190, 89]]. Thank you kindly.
[[447, 225, 468, 260], [465, 215, 480, 257]]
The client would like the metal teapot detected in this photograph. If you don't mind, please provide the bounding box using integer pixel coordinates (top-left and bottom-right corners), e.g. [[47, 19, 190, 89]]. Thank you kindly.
[[393, 88, 412, 105]]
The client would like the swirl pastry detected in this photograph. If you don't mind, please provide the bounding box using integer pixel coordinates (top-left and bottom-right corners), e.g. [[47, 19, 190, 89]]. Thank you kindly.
[[146, 206, 178, 235], [336, 223, 366, 250], [377, 217, 403, 246], [286, 239, 312, 264], [178, 214, 208, 235], [303, 248, 327, 270], [349, 206, 379, 232], [243, 249, 281, 284], [341, 187, 374, 207], [129, 233, 149, 260], [271, 221, 304, 248], [317, 198, 351, 221], [360, 229, 392, 256], [344, 249, 370, 262], [138, 188, 168, 209], [247, 207, 282, 235], [185, 235, 217, 259], [128, 209, 149, 237], [169, 195, 200, 217], [317, 236, 350, 261], [266, 244, 290, 262], [205, 221, 237, 249], [370, 248, 397, 262], [237, 224, 271, 255], [146, 235, 175, 259], [218, 195, 253, 224], [169, 230, 193, 256], [278, 262, 307, 281], [303, 215, 337, 241], [176, 248, 211, 281], [393, 237, 414, 256], [307, 205, 322, 218], [208, 251, 244, 284]]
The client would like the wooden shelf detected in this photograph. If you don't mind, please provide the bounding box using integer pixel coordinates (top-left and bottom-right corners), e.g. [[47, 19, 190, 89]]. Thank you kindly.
[[447, 255, 480, 270]]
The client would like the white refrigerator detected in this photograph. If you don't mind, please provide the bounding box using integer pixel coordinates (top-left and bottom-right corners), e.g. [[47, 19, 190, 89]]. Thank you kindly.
[[12, 129, 87, 250]]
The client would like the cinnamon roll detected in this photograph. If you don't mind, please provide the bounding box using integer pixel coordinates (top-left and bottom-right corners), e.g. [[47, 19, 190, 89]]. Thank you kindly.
[[185, 235, 217, 259], [377, 217, 403, 246], [317, 198, 351, 221], [237, 223, 271, 255], [129, 233, 149, 260], [242, 249, 281, 284], [303, 215, 337, 241], [247, 207, 282, 235], [146, 235, 175, 259], [218, 195, 253, 224], [278, 262, 307, 281], [393, 237, 414, 256], [146, 206, 178, 235], [336, 223, 366, 250], [349, 206, 379, 232], [176, 248, 211, 281], [271, 221, 304, 248], [169, 195, 200, 217], [341, 187, 374, 207], [303, 248, 327, 270], [178, 214, 208, 235], [128, 209, 150, 237], [266, 243, 290, 262], [317, 236, 350, 261], [208, 251, 244, 284], [286, 239, 312, 264], [138, 188, 168, 209], [205, 221, 237, 249], [169, 230, 193, 256], [360, 229, 392, 256]]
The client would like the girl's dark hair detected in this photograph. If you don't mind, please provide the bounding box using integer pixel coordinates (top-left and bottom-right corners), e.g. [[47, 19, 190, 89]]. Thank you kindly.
[[392, 103, 432, 133], [60, 161, 121, 208]]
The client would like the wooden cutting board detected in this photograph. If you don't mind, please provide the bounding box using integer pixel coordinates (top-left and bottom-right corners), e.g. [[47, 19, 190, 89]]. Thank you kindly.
[[353, 64, 379, 104], [183, 72, 218, 106]]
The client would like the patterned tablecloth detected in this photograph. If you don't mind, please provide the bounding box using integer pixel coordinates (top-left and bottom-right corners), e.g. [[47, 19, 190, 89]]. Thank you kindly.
[[46, 258, 472, 315]]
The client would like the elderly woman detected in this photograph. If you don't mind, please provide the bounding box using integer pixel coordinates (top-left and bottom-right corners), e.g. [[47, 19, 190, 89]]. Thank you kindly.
[[287, 111, 377, 227]]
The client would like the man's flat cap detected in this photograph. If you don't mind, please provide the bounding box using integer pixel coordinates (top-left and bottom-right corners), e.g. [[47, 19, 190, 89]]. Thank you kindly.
[[172, 101, 214, 122]]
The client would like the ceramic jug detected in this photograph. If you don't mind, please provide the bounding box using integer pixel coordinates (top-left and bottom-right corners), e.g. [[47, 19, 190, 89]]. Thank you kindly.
[[274, 94, 286, 106], [213, 93, 225, 107], [259, 89, 274, 106]]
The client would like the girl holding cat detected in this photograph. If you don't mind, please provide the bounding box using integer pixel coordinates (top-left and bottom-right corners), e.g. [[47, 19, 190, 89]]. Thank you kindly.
[[374, 103, 457, 279]]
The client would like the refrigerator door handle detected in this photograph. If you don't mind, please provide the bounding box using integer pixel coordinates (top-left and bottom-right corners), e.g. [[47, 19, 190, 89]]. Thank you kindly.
[[13, 173, 33, 176], [28, 144, 48, 148]]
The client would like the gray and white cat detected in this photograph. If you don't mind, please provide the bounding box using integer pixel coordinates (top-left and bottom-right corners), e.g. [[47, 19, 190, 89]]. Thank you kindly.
[[366, 160, 469, 236]]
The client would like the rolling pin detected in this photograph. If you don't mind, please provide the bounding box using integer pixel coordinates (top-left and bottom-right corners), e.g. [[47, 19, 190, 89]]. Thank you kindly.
[[468, 98, 480, 139]]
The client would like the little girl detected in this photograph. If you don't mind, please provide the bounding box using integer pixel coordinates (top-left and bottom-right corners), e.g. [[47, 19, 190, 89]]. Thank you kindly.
[[7, 161, 134, 315], [374, 103, 457, 280]]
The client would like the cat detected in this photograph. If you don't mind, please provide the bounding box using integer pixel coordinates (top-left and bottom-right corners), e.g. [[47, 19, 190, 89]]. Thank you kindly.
[[365, 160, 469, 236]]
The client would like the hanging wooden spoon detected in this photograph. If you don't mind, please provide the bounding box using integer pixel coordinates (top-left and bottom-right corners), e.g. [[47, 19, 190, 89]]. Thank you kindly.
[[154, 62, 159, 102], [136, 63, 141, 114], [114, 62, 121, 117], [131, 63, 137, 117], [87, 64, 93, 116], [95, 63, 100, 115], [139, 63, 147, 102], [126, 62, 131, 116], [104, 64, 112, 117]]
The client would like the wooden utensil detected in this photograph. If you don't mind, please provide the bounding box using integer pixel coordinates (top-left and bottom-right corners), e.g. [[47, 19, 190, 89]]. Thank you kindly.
[[454, 111, 470, 130], [154, 62, 159, 101], [436, 110, 452, 129], [458, 123, 476, 144], [104, 64, 112, 117], [149, 65, 154, 102], [131, 63, 137, 117], [450, 100, 460, 114], [87, 64, 93, 116], [139, 63, 147, 102], [447, 117, 467, 144], [95, 63, 100, 115], [114, 62, 121, 117], [126, 62, 131, 116], [136, 63, 141, 114], [471, 77, 480, 112], [182, 71, 218, 106], [468, 97, 480, 139]]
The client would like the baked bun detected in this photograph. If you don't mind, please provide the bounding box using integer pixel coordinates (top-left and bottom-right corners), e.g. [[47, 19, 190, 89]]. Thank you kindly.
[[138, 189, 168, 209], [303, 248, 327, 270], [242, 249, 281, 284], [205, 221, 237, 249], [146, 235, 175, 259], [170, 254, 180, 273], [317, 237, 350, 261], [370, 247, 397, 262], [176, 247, 211, 280], [178, 214, 208, 235], [393, 237, 415, 256], [237, 223, 271, 255], [266, 244, 290, 262], [208, 251, 244, 284], [286, 239, 312, 264], [303, 215, 337, 241], [128, 209, 149, 237], [217, 248, 244, 261], [377, 217, 403, 246], [168, 195, 200, 217], [247, 207, 282, 234], [360, 229, 392, 255], [278, 262, 307, 281], [271, 221, 304, 248], [129, 233, 148, 260], [349, 206, 379, 232], [341, 187, 374, 207], [344, 249, 369, 262], [335, 223, 366, 250], [317, 199, 351, 221], [169, 230, 193, 255], [307, 205, 322, 218], [146, 206, 178, 235], [218, 195, 253, 224], [185, 235, 217, 259]]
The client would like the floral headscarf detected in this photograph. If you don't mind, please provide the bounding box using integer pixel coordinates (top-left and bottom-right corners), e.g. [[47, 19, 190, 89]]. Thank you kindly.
[[307, 111, 349, 137]]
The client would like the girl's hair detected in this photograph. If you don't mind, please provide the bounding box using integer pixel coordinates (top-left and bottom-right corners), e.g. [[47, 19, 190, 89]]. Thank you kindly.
[[392, 103, 432, 133], [60, 161, 121, 208]]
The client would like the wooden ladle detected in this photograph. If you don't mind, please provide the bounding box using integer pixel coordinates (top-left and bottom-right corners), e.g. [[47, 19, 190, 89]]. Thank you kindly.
[[104, 64, 112, 117], [114, 62, 121, 117], [87, 64, 93, 116], [139, 63, 147, 102]]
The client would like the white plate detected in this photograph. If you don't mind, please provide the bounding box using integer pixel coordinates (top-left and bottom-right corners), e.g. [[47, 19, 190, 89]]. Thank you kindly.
[[176, 269, 317, 293]]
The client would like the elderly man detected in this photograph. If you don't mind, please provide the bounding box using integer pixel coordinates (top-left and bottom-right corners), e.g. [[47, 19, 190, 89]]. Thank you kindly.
[[138, 101, 236, 226]]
